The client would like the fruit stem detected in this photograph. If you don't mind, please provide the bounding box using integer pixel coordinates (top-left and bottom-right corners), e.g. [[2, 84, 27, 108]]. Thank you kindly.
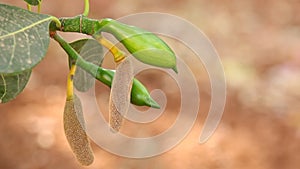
[[67, 64, 76, 100], [83, 0, 90, 17], [26, 4, 31, 11], [93, 34, 126, 63]]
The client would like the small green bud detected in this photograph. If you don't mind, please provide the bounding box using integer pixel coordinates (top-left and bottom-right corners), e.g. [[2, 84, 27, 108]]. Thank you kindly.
[[98, 18, 177, 72]]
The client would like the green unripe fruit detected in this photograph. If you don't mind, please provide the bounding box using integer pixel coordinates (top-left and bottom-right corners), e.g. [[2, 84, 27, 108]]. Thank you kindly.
[[96, 68, 160, 109], [98, 18, 178, 72]]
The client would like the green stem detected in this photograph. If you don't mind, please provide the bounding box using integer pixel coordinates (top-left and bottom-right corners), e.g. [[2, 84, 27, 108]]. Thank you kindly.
[[83, 0, 90, 17], [51, 16, 61, 29], [49, 15, 111, 36], [52, 33, 97, 74], [57, 15, 101, 35], [27, 4, 31, 11], [37, 2, 41, 13]]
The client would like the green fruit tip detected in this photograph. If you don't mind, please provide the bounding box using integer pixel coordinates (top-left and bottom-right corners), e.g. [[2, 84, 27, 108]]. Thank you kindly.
[[172, 66, 178, 73], [146, 97, 161, 109]]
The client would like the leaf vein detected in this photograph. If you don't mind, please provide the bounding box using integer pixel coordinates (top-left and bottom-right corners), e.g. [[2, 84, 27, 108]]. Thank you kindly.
[[7, 36, 16, 71], [0, 17, 51, 39], [0, 74, 6, 100], [17, 73, 20, 93]]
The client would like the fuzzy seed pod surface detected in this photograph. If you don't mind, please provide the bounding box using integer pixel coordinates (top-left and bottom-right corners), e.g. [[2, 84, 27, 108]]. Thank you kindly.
[[109, 58, 133, 132], [63, 96, 94, 166]]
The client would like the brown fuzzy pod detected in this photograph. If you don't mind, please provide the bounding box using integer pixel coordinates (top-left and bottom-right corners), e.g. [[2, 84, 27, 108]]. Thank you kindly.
[[109, 58, 133, 132], [109, 96, 123, 132], [63, 96, 94, 166]]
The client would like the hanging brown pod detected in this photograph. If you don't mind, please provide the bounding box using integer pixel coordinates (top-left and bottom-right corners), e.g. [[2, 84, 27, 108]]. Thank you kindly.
[[109, 57, 133, 132], [109, 97, 123, 132], [63, 95, 94, 166]]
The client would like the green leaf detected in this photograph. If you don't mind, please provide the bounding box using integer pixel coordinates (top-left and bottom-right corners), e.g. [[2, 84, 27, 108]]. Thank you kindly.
[[24, 0, 41, 6], [0, 70, 31, 103], [0, 4, 52, 74], [70, 39, 103, 92]]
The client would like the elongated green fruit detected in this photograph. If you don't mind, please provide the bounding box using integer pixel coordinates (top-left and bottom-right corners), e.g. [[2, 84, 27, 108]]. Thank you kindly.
[[52, 33, 160, 108], [63, 95, 94, 166], [97, 68, 160, 109], [74, 59, 160, 108], [97, 19, 177, 72]]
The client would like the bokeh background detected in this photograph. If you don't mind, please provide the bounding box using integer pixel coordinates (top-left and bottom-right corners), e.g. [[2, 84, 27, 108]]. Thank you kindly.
[[1, 0, 300, 169]]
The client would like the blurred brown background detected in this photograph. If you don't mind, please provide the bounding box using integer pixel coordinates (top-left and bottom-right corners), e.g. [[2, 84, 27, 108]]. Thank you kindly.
[[1, 0, 300, 169]]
